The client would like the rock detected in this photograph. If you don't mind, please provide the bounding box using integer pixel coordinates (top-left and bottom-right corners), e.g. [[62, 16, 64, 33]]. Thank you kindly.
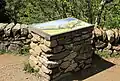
[[49, 50, 70, 60], [40, 37, 44, 44], [106, 29, 115, 43], [39, 76, 50, 81], [73, 45, 82, 52], [64, 51, 77, 61], [53, 46, 64, 53], [82, 33, 92, 40], [0, 23, 8, 35], [38, 69, 51, 81], [44, 39, 57, 47], [76, 51, 93, 60], [29, 49, 37, 57], [27, 33, 33, 39], [107, 43, 112, 50], [21, 28, 29, 37], [113, 45, 120, 51], [30, 42, 37, 48], [85, 58, 92, 64], [11, 41, 22, 45], [23, 39, 31, 44], [8, 44, 20, 51], [12, 23, 21, 37], [93, 27, 103, 38], [29, 55, 39, 67], [64, 44, 73, 51], [57, 37, 66, 45], [41, 65, 52, 74], [37, 56, 59, 68], [4, 23, 15, 37], [31, 37, 38, 43], [39, 44, 52, 53], [16, 37, 26, 40], [33, 45, 42, 56], [112, 28, 119, 43], [31, 33, 41, 41], [73, 36, 82, 42], [0, 42, 6, 50], [60, 61, 71, 69], [0, 23, 8, 29], [65, 62, 77, 72]]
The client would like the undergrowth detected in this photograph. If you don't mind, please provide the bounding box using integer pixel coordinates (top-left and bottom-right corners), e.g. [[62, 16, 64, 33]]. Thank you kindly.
[[23, 62, 39, 73], [0, 45, 30, 55], [95, 50, 120, 58]]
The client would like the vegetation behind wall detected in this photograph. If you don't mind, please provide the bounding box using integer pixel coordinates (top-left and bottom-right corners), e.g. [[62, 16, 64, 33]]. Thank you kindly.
[[1, 0, 119, 29]]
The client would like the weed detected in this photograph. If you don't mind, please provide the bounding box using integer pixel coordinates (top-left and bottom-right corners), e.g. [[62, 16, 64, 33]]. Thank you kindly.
[[23, 62, 39, 73]]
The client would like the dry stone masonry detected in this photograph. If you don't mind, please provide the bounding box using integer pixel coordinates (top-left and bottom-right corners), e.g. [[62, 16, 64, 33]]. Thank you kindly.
[[29, 21, 94, 81], [0, 23, 32, 52], [93, 27, 120, 56]]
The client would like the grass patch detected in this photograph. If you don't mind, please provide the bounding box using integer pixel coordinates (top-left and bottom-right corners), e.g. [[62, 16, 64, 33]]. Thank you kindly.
[[23, 62, 39, 73], [95, 50, 120, 58], [0, 45, 30, 56]]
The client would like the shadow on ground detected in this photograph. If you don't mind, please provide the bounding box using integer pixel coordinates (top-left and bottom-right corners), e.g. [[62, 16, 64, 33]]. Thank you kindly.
[[59, 54, 115, 81]]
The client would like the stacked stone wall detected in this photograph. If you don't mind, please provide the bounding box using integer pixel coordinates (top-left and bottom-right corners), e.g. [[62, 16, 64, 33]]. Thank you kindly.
[[0, 23, 32, 52], [29, 27, 94, 81]]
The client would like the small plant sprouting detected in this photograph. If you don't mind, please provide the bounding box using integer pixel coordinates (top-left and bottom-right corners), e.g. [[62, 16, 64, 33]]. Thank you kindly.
[[23, 62, 39, 73]]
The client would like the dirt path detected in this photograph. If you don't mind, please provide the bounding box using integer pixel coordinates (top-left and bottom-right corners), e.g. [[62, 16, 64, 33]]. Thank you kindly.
[[83, 57, 120, 81], [0, 54, 39, 81], [0, 54, 120, 81]]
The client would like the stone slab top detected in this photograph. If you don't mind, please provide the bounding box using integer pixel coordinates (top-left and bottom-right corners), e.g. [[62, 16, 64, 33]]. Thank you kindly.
[[29, 18, 94, 40]]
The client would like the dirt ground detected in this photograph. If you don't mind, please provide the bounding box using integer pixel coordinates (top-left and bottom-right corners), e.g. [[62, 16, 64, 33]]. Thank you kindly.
[[0, 54, 39, 81], [0, 54, 120, 81]]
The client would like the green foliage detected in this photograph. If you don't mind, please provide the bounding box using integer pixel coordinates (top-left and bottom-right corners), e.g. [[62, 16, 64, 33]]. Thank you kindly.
[[23, 62, 39, 73], [0, 49, 10, 54], [96, 50, 120, 58], [4, 0, 120, 28], [20, 45, 30, 55], [101, 0, 120, 29], [0, 46, 30, 55]]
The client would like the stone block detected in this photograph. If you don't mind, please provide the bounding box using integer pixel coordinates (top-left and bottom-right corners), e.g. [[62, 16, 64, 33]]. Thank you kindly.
[[49, 50, 70, 60], [37, 56, 59, 69], [73, 36, 82, 42], [82, 33, 92, 40], [64, 51, 77, 61], [65, 62, 77, 72], [31, 33, 41, 41], [85, 58, 92, 64], [73, 45, 82, 52], [33, 45, 42, 56], [12, 23, 21, 37], [41, 65, 52, 74], [38, 69, 51, 81], [30, 42, 37, 49], [60, 61, 71, 69], [53, 45, 64, 53], [29, 55, 39, 68], [44, 39, 57, 47], [4, 23, 15, 37], [21, 28, 29, 37], [8, 44, 20, 51], [39, 44, 52, 53]]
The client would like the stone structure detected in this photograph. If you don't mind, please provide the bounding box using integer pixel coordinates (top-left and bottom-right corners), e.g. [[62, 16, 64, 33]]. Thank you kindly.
[[0, 23, 32, 52], [29, 20, 94, 81]]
